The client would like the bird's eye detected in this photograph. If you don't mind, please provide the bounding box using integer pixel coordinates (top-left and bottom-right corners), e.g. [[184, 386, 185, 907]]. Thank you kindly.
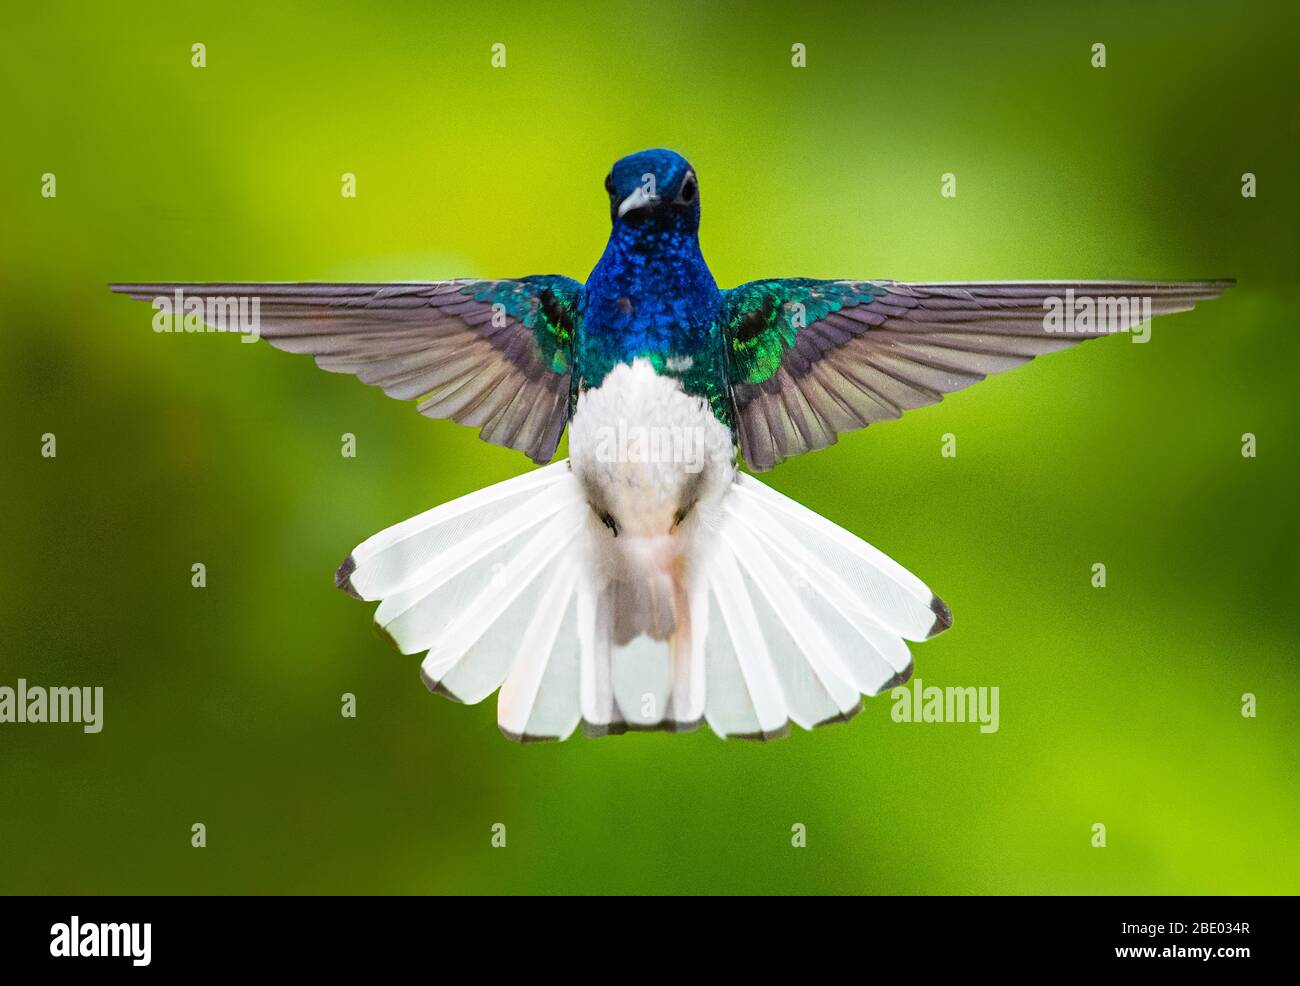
[[678, 174, 697, 203], [604, 173, 615, 197]]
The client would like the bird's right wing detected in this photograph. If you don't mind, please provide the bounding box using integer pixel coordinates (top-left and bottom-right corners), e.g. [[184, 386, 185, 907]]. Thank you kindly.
[[722, 278, 1234, 470], [110, 278, 582, 463]]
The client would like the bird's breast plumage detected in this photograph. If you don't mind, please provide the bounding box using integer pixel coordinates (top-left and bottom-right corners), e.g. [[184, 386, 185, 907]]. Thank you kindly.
[[568, 358, 735, 541], [579, 222, 732, 427]]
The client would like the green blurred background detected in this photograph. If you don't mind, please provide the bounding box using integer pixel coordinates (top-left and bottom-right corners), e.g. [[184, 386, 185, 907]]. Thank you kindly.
[[2, 0, 1296, 895]]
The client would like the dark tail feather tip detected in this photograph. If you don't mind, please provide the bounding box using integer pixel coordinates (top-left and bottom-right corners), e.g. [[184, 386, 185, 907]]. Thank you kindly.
[[881, 659, 915, 692], [926, 595, 953, 639], [335, 554, 362, 599]]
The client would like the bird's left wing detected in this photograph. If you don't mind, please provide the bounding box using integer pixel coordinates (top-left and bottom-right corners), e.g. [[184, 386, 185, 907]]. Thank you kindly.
[[110, 278, 582, 463], [722, 278, 1234, 470]]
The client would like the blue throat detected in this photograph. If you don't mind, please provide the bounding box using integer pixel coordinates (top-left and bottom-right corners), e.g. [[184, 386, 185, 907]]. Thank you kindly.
[[578, 219, 727, 415]]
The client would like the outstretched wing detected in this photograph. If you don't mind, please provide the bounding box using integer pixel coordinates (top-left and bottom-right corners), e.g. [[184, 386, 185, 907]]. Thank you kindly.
[[722, 278, 1234, 470], [110, 278, 582, 463]]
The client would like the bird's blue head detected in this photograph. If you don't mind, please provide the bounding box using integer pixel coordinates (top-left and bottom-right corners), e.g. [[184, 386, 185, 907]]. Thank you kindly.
[[604, 148, 700, 234]]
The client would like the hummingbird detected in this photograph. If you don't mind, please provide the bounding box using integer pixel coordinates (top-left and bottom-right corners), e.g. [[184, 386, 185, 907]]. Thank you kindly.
[[111, 148, 1232, 742]]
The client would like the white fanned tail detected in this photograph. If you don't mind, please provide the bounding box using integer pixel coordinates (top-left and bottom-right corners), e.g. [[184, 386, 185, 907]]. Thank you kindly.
[[336, 463, 950, 742], [699, 474, 948, 739]]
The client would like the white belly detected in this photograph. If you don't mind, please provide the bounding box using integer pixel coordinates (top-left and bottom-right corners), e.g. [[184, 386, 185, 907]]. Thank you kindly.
[[568, 358, 735, 539]]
